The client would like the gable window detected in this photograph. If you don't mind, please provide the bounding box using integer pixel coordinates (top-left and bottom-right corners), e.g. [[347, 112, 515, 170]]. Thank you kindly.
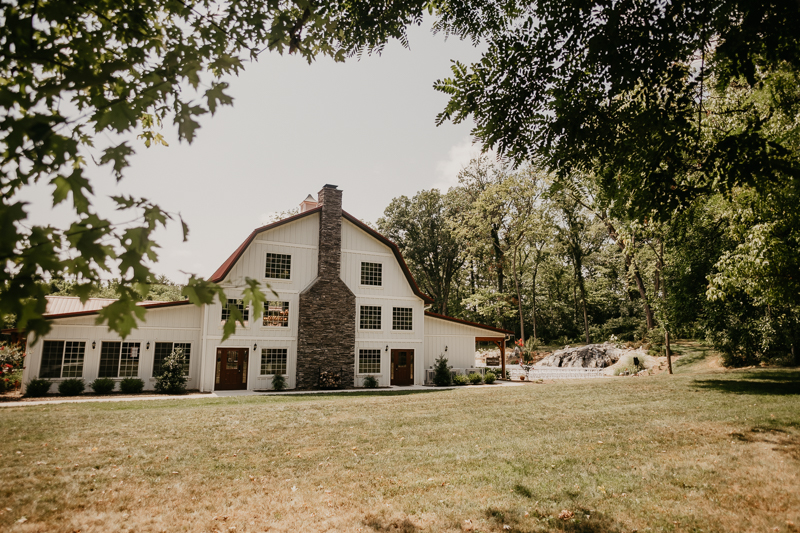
[[263, 301, 289, 327], [265, 253, 291, 279], [360, 262, 382, 286], [359, 306, 381, 330], [221, 299, 249, 323], [40, 340, 86, 378], [152, 342, 192, 377], [99, 341, 141, 378], [358, 349, 381, 374], [392, 307, 413, 331], [260, 348, 287, 375]]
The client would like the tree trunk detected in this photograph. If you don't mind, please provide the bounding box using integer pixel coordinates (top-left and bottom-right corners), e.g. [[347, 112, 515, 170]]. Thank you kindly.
[[491, 225, 504, 294], [531, 268, 538, 341], [665, 329, 673, 374], [598, 215, 655, 330], [579, 279, 590, 344], [512, 245, 525, 347]]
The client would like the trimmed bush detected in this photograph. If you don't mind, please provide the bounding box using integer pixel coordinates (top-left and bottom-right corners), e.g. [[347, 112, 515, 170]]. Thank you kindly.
[[25, 378, 52, 397], [272, 373, 287, 391], [362, 375, 379, 388], [484, 372, 496, 384], [453, 374, 469, 386], [119, 377, 144, 394], [154, 348, 187, 394], [90, 378, 115, 394], [468, 372, 483, 385], [432, 355, 452, 386], [58, 378, 85, 396]]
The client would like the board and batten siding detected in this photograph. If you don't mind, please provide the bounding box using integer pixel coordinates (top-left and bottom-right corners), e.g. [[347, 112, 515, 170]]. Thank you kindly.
[[198, 213, 320, 391], [23, 304, 203, 391], [423, 315, 504, 370], [342, 218, 426, 386]]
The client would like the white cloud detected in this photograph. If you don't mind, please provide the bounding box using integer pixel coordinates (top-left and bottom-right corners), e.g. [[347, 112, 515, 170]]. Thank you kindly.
[[433, 137, 495, 191]]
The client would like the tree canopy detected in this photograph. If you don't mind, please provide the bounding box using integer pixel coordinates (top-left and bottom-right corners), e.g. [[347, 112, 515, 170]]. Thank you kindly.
[[1, 0, 433, 340]]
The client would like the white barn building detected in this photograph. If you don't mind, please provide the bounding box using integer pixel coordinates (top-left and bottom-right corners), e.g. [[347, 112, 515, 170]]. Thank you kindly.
[[22, 185, 510, 392]]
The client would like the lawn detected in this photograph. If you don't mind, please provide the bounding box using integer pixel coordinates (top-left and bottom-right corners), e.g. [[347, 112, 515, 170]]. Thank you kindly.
[[1, 348, 799, 533]]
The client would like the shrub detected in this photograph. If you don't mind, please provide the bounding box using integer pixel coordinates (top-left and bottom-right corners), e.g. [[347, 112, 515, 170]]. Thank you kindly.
[[1, 342, 25, 392], [120, 377, 144, 394], [154, 347, 187, 394], [362, 375, 379, 388], [487, 367, 509, 379], [90, 378, 115, 394], [58, 378, 85, 396], [25, 378, 52, 397], [484, 372, 496, 384], [468, 372, 483, 385], [453, 374, 469, 386], [432, 354, 452, 386], [272, 373, 287, 391]]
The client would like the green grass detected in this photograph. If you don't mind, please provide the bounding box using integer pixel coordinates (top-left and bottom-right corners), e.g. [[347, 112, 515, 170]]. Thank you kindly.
[[1, 363, 799, 532]]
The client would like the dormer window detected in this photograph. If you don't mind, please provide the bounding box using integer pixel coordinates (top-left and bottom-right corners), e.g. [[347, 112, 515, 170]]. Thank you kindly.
[[265, 253, 291, 279], [360, 262, 382, 286]]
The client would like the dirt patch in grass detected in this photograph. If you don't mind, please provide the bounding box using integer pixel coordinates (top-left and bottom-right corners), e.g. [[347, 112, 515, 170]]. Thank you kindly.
[[1, 367, 799, 532]]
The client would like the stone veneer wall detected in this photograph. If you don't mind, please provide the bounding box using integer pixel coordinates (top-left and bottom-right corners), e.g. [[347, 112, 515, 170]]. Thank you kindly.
[[296, 185, 356, 389]]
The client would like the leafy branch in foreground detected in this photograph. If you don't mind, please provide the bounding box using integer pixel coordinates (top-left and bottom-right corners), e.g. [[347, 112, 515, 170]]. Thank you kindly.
[[1, 0, 434, 341]]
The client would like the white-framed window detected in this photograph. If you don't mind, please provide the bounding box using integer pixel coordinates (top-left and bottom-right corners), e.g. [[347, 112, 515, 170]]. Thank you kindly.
[[40, 340, 85, 378], [265, 253, 292, 279], [221, 299, 249, 323], [392, 307, 413, 330], [152, 342, 192, 377], [99, 341, 141, 378], [263, 301, 289, 327], [360, 262, 382, 286], [359, 305, 382, 330], [358, 349, 381, 374], [260, 348, 287, 375]]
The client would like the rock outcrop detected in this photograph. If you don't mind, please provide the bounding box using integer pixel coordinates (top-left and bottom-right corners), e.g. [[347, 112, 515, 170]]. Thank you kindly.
[[535, 343, 624, 368]]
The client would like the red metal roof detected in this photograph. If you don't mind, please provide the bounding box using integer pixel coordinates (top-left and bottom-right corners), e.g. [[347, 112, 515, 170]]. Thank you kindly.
[[424, 311, 513, 336]]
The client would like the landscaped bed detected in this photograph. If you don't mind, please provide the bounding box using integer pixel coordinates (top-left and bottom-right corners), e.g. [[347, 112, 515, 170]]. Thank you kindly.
[[1, 346, 798, 533]]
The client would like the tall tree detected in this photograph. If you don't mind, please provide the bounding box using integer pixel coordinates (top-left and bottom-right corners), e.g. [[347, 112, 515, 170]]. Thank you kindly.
[[377, 189, 465, 316]]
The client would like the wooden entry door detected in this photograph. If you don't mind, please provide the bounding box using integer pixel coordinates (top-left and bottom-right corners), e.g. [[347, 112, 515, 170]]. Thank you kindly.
[[390, 349, 414, 386], [215, 347, 249, 390]]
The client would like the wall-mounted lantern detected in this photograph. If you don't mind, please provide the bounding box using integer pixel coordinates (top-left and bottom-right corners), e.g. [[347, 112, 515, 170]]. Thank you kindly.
[[445, 345, 448, 352], [385, 345, 389, 352], [92, 341, 96, 350], [146, 341, 150, 350], [253, 343, 258, 351]]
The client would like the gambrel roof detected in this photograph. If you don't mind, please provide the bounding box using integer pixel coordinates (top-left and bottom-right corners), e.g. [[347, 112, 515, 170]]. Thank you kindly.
[[209, 208, 434, 304]]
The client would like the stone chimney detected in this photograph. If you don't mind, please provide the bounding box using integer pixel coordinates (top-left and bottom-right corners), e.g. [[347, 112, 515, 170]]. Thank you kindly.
[[295, 185, 356, 389], [316, 185, 343, 280]]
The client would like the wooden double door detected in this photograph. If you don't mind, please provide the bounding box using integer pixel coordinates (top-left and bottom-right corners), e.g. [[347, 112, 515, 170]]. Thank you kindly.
[[390, 349, 414, 386], [215, 347, 249, 390]]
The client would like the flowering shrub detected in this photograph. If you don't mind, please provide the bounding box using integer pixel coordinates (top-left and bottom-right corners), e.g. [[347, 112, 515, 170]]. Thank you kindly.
[[0, 342, 25, 392], [154, 347, 187, 394]]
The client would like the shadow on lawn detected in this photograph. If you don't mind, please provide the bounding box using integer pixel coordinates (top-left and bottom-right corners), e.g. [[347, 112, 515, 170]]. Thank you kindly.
[[485, 506, 622, 533], [692, 370, 800, 395]]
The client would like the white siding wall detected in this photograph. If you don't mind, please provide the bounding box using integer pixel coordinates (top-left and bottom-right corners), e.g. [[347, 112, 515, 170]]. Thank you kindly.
[[199, 213, 320, 391], [23, 304, 203, 391], [423, 315, 505, 370], [342, 219, 426, 386]]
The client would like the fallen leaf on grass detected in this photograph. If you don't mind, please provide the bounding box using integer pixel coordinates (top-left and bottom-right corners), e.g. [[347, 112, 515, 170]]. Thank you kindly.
[[558, 510, 574, 520], [17, 517, 27, 524], [171, 471, 179, 475]]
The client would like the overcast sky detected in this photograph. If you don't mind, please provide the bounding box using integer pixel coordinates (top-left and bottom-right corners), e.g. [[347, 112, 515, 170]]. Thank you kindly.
[[23, 21, 486, 285]]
